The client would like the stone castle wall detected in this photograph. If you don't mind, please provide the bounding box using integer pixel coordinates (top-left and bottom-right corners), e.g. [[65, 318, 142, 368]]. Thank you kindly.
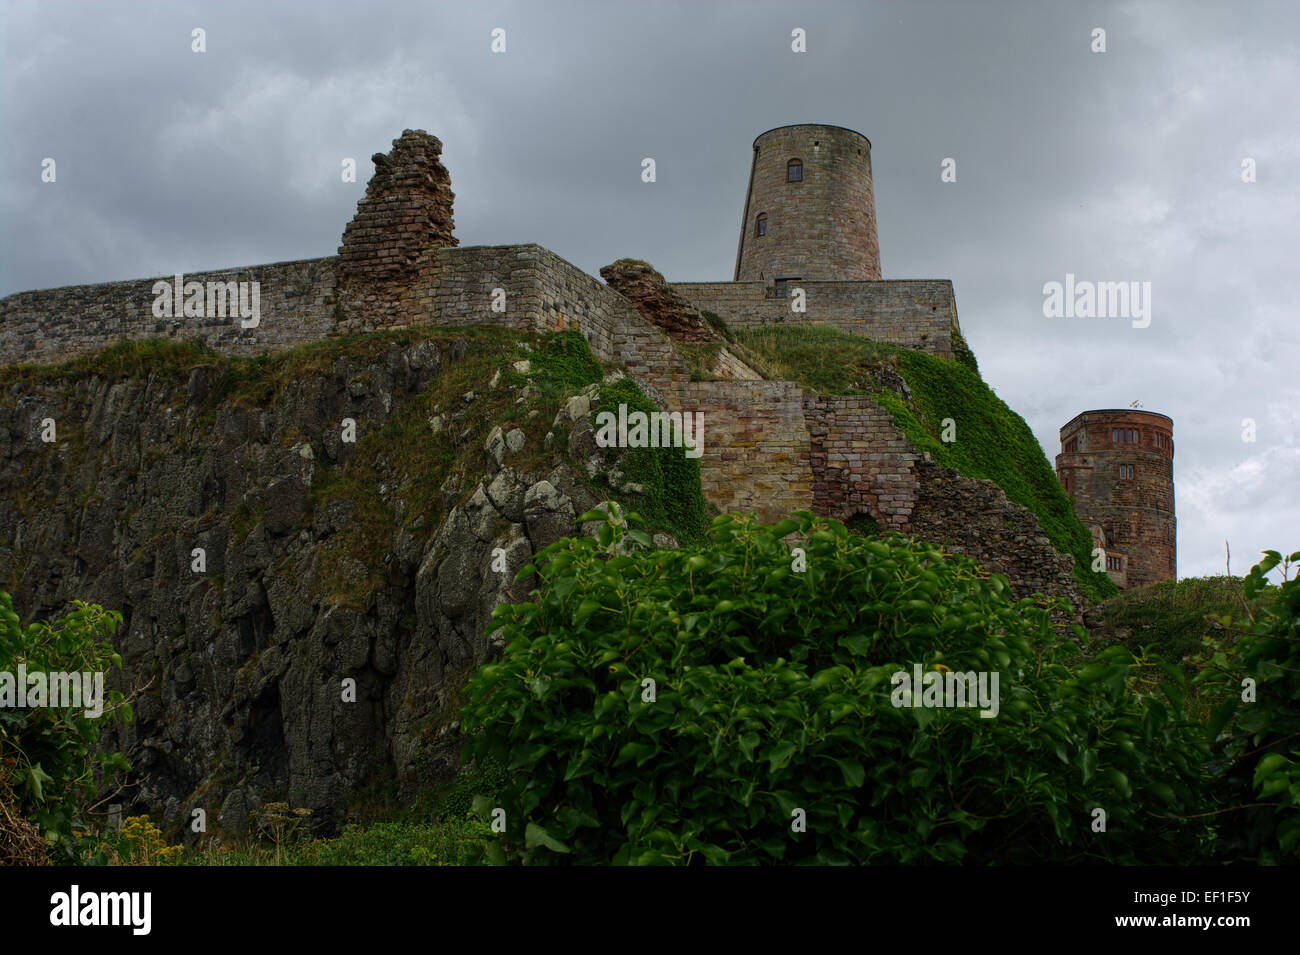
[[674, 380, 813, 520], [0, 257, 338, 366], [671, 280, 957, 358]]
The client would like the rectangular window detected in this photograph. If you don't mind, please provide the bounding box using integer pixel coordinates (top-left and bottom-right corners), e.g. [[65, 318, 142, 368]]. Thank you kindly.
[[1111, 428, 1122, 443], [1128, 429, 1138, 443], [1064, 437, 1078, 452], [774, 279, 788, 298], [1107, 555, 1123, 571], [1118, 463, 1134, 479]]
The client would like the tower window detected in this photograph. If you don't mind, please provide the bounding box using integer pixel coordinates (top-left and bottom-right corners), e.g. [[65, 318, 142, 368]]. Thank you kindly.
[[1111, 428, 1122, 443], [1107, 555, 1123, 571], [1105, 527, 1115, 548], [787, 159, 803, 182], [1118, 463, 1134, 480], [1064, 437, 1078, 453], [756, 213, 767, 236], [1128, 428, 1138, 443]]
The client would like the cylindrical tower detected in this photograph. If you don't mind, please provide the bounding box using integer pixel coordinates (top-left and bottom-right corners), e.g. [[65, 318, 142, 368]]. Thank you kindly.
[[1055, 410, 1176, 590], [733, 124, 881, 282]]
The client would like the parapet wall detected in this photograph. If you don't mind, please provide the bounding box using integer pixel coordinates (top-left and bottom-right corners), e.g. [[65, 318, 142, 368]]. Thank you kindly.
[[0, 258, 337, 366], [0, 245, 690, 392], [671, 280, 958, 358]]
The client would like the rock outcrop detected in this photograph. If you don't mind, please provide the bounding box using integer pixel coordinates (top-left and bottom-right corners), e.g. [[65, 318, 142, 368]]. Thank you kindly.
[[0, 332, 635, 838]]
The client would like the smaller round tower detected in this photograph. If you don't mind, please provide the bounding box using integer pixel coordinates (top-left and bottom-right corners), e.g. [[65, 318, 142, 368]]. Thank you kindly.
[[733, 124, 881, 283], [1056, 410, 1176, 590]]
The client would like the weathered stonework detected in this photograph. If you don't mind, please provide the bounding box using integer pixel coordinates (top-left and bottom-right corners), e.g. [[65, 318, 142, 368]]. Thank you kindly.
[[598, 259, 715, 344], [911, 461, 1084, 611], [804, 393, 919, 529], [337, 129, 458, 329], [734, 124, 881, 281], [672, 279, 957, 358], [0, 258, 337, 366], [1056, 410, 1175, 589]]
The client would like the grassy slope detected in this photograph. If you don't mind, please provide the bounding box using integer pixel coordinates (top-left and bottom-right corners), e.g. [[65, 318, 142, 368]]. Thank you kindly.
[[730, 325, 1117, 603]]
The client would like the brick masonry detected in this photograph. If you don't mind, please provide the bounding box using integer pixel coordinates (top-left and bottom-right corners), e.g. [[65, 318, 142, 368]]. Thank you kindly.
[[1055, 410, 1176, 589], [337, 129, 457, 328]]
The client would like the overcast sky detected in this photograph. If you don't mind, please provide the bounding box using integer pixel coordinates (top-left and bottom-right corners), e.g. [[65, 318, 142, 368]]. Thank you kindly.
[[2, 0, 1297, 580]]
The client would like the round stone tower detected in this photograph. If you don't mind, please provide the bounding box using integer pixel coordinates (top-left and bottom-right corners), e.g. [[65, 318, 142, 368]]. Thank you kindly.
[[1055, 409, 1176, 590], [733, 124, 881, 282]]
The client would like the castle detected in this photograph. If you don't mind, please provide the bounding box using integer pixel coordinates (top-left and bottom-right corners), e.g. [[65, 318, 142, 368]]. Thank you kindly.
[[1056, 410, 1176, 590], [0, 123, 1170, 605]]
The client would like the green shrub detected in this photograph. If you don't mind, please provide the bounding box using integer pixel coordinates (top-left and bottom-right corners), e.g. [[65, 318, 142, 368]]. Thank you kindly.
[[1195, 551, 1300, 862], [0, 593, 131, 863], [460, 509, 1207, 865]]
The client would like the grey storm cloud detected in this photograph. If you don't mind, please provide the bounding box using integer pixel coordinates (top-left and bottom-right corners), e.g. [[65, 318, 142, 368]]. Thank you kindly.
[[2, 0, 1296, 578]]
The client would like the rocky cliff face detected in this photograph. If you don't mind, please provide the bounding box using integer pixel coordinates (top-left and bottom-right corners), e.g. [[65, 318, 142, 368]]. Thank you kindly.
[[0, 330, 635, 837]]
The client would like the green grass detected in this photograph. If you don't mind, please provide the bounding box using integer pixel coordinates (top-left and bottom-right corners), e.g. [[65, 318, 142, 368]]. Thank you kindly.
[[732, 325, 1117, 603]]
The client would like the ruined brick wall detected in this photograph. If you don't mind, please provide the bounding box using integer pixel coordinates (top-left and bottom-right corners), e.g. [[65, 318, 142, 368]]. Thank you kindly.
[[673, 381, 814, 522], [1056, 410, 1175, 589], [336, 129, 457, 330], [911, 461, 1084, 610], [734, 124, 881, 282], [672, 280, 957, 358], [802, 393, 920, 530], [0, 258, 337, 365]]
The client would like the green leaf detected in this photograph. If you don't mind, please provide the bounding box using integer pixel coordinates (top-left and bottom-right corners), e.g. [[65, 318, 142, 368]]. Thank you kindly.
[[1254, 753, 1290, 789], [1081, 749, 1098, 785], [525, 822, 571, 854], [574, 599, 602, 625], [836, 758, 866, 788], [768, 741, 799, 771], [27, 763, 53, 803], [1106, 768, 1132, 799]]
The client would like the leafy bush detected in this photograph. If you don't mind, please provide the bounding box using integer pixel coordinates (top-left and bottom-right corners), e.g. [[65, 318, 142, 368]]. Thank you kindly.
[[460, 509, 1206, 864], [1195, 551, 1300, 862], [0, 593, 131, 863]]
